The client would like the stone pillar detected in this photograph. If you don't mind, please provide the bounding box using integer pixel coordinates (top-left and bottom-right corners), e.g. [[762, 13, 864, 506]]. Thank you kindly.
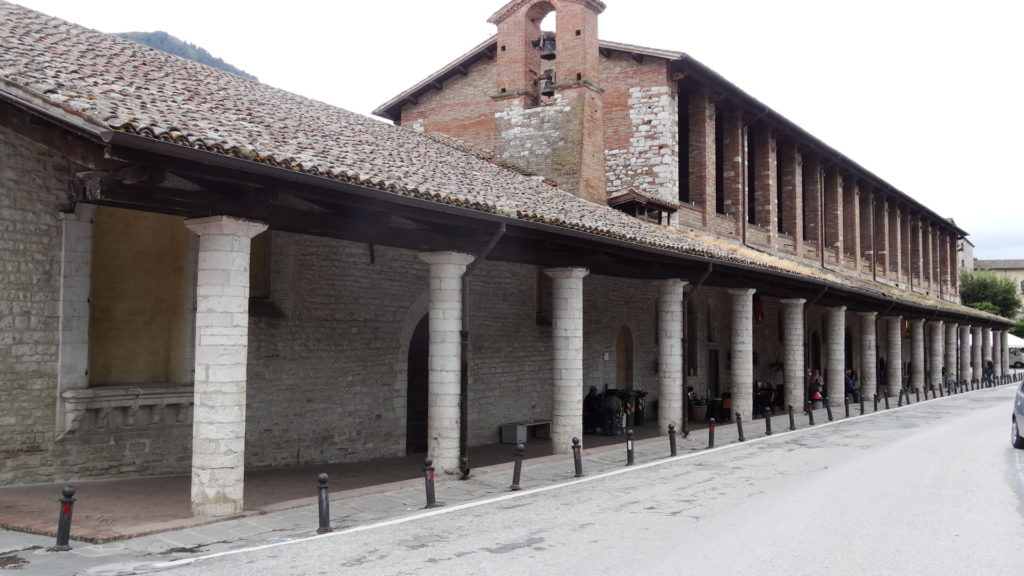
[[780, 299, 807, 412], [982, 327, 993, 375], [971, 326, 982, 384], [657, 279, 686, 434], [945, 323, 958, 386], [546, 267, 589, 453], [886, 316, 903, 397], [185, 216, 267, 517], [824, 306, 846, 406], [928, 321, 943, 390], [1003, 329, 1011, 376], [959, 324, 972, 386], [909, 319, 925, 392], [993, 331, 1003, 380], [419, 251, 476, 474], [57, 205, 95, 437], [727, 288, 756, 422], [859, 312, 878, 400]]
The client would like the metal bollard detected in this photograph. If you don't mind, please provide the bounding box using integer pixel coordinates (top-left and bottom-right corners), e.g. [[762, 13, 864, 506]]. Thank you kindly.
[[824, 397, 834, 422], [844, 395, 850, 418], [316, 473, 332, 534], [423, 458, 441, 509], [764, 409, 773, 436], [668, 424, 677, 457], [708, 418, 716, 449], [859, 394, 865, 415], [625, 429, 635, 466], [510, 443, 525, 491], [735, 413, 745, 442], [572, 437, 584, 478], [897, 388, 904, 407], [915, 388, 920, 403], [940, 383, 945, 397], [788, 404, 796, 431], [873, 393, 879, 412], [884, 393, 891, 409], [53, 486, 76, 551], [807, 402, 815, 426]]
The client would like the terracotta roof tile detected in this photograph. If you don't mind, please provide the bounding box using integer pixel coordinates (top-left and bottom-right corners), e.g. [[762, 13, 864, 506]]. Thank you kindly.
[[0, 2, 999, 321]]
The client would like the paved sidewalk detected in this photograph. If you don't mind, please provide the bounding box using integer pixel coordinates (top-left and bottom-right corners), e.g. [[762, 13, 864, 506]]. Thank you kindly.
[[1, 383, 1012, 575]]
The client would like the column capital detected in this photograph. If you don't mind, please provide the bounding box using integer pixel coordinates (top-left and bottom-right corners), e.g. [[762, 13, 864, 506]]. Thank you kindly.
[[655, 278, 688, 290], [185, 215, 267, 238], [825, 305, 847, 314], [779, 298, 806, 306], [857, 310, 877, 319], [544, 267, 590, 280], [418, 251, 476, 267], [726, 287, 756, 297]]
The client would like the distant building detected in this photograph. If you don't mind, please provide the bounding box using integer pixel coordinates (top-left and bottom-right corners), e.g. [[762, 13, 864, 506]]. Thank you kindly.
[[975, 260, 1024, 319]]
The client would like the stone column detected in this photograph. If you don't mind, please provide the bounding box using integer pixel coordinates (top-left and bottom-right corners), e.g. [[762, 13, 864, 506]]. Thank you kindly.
[[971, 326, 982, 384], [546, 267, 589, 453], [909, 319, 925, 392], [945, 323, 958, 386], [959, 324, 972, 386], [1002, 329, 1011, 376], [57, 205, 95, 437], [824, 306, 846, 406], [727, 288, 756, 422], [993, 331, 1003, 380], [185, 216, 267, 517], [780, 298, 807, 412], [419, 251, 476, 474], [859, 312, 878, 400], [886, 316, 903, 397], [982, 327, 993, 376], [928, 320, 943, 390], [657, 279, 686, 434]]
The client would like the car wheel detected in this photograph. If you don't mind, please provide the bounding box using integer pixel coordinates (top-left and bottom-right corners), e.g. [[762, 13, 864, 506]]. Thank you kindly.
[[1013, 418, 1024, 449]]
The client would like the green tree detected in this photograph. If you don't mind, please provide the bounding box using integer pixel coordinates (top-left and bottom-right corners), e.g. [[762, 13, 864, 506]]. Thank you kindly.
[[1011, 318, 1024, 339], [959, 269, 1021, 318]]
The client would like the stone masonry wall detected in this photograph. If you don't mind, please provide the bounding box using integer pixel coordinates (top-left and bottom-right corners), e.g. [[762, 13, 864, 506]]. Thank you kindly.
[[601, 53, 678, 203]]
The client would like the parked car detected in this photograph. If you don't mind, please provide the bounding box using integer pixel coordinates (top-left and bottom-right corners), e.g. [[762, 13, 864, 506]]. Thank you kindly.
[[1012, 381, 1024, 449]]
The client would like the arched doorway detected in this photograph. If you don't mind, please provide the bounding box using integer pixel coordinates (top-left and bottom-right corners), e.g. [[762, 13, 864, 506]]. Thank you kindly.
[[406, 315, 429, 454], [616, 325, 634, 390]]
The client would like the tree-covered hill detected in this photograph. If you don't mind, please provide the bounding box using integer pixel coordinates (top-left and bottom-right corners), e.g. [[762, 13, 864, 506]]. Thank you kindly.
[[117, 30, 258, 82]]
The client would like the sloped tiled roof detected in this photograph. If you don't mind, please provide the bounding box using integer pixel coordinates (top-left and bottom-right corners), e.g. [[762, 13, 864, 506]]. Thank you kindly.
[[0, 2, 1001, 322]]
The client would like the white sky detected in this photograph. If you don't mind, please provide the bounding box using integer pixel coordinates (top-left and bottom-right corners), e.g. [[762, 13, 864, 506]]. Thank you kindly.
[[10, 0, 1022, 259]]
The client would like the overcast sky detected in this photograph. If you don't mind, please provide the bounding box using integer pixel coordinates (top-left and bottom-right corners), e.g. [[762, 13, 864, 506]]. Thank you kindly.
[[10, 0, 1022, 260]]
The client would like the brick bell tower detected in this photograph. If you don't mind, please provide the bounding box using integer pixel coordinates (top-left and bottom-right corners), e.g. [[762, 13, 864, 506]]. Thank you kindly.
[[488, 0, 607, 204]]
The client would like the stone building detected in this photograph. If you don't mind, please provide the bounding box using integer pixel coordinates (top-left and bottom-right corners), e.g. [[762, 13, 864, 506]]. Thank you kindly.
[[0, 0, 1013, 517]]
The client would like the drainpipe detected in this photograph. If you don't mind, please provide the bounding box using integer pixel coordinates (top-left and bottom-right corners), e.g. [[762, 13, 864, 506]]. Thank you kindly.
[[458, 223, 506, 480], [681, 263, 713, 436]]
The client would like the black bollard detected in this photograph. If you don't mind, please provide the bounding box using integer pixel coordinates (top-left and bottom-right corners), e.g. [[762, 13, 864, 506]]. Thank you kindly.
[[844, 395, 850, 418], [572, 437, 584, 478], [53, 486, 76, 551], [884, 392, 891, 409], [708, 418, 716, 449], [764, 409, 773, 435], [735, 412, 746, 442], [897, 388, 904, 407], [668, 424, 677, 457], [788, 404, 796, 431], [423, 458, 441, 509], [873, 393, 879, 412], [316, 473, 332, 534], [510, 443, 525, 491], [859, 394, 865, 415], [807, 402, 815, 426], [824, 397, 834, 422], [625, 429, 635, 466], [940, 383, 945, 397], [915, 388, 920, 403]]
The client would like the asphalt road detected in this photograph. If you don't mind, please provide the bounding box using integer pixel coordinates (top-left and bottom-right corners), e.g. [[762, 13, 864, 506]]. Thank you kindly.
[[157, 386, 1024, 575]]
